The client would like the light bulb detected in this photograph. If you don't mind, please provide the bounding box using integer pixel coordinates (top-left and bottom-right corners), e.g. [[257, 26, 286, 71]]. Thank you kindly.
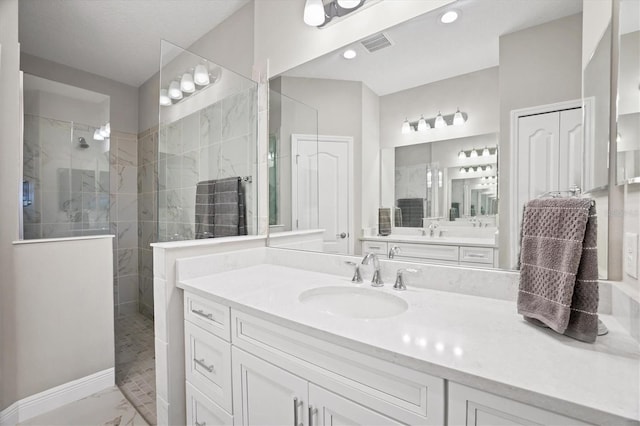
[[99, 125, 108, 138], [104, 122, 110, 136], [458, 150, 466, 160], [460, 167, 466, 174], [486, 165, 493, 171], [180, 72, 195, 93], [453, 108, 465, 125], [470, 149, 478, 158], [434, 112, 447, 128], [402, 119, 411, 134], [482, 146, 490, 156], [194, 64, 210, 86], [93, 129, 104, 141], [440, 10, 459, 24], [418, 115, 429, 132], [159, 89, 171, 106], [342, 49, 357, 59], [337, 0, 360, 8], [168, 80, 183, 100], [304, 0, 325, 26]]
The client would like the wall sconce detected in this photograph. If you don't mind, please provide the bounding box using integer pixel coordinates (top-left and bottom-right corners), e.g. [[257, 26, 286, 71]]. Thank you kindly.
[[304, 0, 368, 28], [160, 65, 220, 106], [401, 109, 468, 134], [457, 146, 497, 159]]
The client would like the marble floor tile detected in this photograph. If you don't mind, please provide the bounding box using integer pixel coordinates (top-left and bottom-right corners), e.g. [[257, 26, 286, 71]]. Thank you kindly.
[[19, 386, 148, 426], [115, 312, 157, 425]]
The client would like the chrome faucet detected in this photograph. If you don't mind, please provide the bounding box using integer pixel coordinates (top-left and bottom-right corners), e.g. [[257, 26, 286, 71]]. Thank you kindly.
[[388, 245, 401, 259], [361, 253, 384, 287], [344, 261, 363, 283], [393, 268, 418, 291]]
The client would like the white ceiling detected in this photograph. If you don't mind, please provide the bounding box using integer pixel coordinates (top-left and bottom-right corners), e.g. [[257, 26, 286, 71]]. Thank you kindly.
[[283, 0, 583, 96], [19, 0, 249, 88]]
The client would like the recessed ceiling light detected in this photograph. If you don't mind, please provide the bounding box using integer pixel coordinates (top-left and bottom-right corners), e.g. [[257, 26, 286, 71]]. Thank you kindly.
[[343, 49, 357, 59], [440, 10, 459, 24]]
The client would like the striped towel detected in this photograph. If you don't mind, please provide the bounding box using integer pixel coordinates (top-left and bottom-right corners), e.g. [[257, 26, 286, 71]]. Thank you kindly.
[[517, 198, 599, 343], [194, 177, 247, 239]]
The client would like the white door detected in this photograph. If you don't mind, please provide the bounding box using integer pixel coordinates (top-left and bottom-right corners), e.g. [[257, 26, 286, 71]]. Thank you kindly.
[[309, 384, 403, 426], [293, 135, 352, 254], [513, 106, 583, 265], [232, 347, 308, 426]]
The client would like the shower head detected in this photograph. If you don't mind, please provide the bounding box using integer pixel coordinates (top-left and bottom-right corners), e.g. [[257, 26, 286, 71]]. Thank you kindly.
[[78, 137, 89, 149]]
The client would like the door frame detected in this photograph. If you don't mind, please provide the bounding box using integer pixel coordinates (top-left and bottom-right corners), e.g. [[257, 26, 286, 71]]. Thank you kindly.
[[508, 98, 593, 268], [291, 134, 355, 255]]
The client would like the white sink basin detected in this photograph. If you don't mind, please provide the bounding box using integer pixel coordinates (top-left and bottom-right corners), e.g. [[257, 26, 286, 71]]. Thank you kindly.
[[298, 286, 408, 319]]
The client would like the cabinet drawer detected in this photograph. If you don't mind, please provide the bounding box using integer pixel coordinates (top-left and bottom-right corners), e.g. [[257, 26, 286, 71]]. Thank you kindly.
[[459, 246, 494, 264], [362, 241, 388, 256], [185, 321, 233, 412], [185, 292, 231, 341], [186, 381, 233, 426], [394, 242, 459, 261], [232, 310, 445, 425]]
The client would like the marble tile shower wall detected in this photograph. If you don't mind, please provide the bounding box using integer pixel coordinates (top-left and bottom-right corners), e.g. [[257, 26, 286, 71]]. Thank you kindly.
[[111, 132, 140, 317], [157, 87, 257, 242], [23, 115, 110, 239], [138, 127, 159, 319]]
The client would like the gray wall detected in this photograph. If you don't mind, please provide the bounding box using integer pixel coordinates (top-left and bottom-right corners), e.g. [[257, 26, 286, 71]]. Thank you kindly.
[[21, 53, 138, 135], [0, 0, 21, 411], [498, 13, 583, 268]]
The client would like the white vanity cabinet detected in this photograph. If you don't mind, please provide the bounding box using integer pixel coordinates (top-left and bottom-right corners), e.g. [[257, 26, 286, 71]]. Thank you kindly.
[[448, 383, 592, 426]]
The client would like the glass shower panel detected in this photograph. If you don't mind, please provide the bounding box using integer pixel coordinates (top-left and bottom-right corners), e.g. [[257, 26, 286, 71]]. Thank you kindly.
[[158, 40, 258, 242], [22, 74, 110, 239], [267, 90, 319, 235]]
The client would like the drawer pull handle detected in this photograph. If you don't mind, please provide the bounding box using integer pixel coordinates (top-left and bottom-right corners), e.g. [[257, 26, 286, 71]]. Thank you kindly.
[[368, 245, 381, 249], [195, 421, 206, 426], [466, 253, 487, 258], [309, 405, 317, 426], [194, 358, 215, 373], [293, 397, 302, 426], [192, 309, 214, 320]]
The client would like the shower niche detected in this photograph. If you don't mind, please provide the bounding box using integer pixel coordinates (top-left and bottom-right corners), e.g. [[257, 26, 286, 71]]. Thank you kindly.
[[21, 73, 111, 239]]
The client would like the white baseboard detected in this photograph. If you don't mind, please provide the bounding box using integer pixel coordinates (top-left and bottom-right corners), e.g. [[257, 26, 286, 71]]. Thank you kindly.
[[0, 368, 114, 426]]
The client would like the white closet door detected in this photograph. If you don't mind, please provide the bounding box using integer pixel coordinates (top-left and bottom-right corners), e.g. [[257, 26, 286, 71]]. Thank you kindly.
[[558, 107, 584, 192]]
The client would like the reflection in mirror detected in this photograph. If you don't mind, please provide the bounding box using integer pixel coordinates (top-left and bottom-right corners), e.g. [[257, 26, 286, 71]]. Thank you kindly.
[[616, 0, 640, 184], [268, 0, 611, 275], [21, 74, 110, 240]]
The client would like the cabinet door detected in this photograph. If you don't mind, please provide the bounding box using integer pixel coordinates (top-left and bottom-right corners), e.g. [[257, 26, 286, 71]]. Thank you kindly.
[[309, 384, 403, 426], [232, 347, 308, 426], [448, 383, 592, 426]]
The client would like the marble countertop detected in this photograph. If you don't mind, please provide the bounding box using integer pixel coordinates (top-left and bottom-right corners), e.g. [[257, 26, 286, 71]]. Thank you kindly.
[[361, 234, 497, 247], [179, 264, 639, 425]]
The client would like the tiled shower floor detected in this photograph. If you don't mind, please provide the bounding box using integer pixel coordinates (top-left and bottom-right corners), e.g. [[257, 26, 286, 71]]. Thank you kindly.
[[115, 312, 157, 425]]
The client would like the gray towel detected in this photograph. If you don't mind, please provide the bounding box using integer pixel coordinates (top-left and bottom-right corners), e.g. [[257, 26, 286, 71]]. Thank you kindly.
[[517, 198, 599, 342], [378, 208, 391, 236], [394, 207, 403, 227], [195, 180, 215, 239], [211, 177, 247, 238]]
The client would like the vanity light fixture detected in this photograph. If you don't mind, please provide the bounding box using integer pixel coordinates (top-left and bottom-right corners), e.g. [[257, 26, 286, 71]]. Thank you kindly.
[[434, 111, 447, 129], [168, 80, 183, 100], [304, 0, 367, 28], [453, 108, 465, 126], [343, 49, 357, 59], [402, 118, 411, 134], [440, 10, 459, 24], [194, 64, 210, 86], [180, 72, 195, 93], [159, 89, 171, 106], [417, 115, 429, 131]]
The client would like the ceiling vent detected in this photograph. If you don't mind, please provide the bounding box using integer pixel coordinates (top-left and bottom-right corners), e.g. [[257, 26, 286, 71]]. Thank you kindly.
[[360, 32, 393, 53]]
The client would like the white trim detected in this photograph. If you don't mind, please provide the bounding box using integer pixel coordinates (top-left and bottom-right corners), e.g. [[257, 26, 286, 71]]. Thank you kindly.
[[509, 99, 588, 269], [0, 368, 114, 426], [291, 134, 355, 255]]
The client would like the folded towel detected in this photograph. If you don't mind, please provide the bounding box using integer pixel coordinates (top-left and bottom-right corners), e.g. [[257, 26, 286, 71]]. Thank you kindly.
[[195, 180, 216, 239], [517, 198, 599, 343], [378, 208, 391, 236], [394, 207, 403, 227], [396, 198, 424, 228], [212, 177, 247, 238]]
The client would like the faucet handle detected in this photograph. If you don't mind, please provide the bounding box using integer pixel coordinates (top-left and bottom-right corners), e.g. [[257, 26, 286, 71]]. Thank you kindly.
[[393, 268, 418, 291], [388, 245, 401, 259], [345, 261, 363, 283]]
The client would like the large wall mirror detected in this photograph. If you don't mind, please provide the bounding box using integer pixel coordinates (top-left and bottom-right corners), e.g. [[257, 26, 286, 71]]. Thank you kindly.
[[268, 0, 611, 277]]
